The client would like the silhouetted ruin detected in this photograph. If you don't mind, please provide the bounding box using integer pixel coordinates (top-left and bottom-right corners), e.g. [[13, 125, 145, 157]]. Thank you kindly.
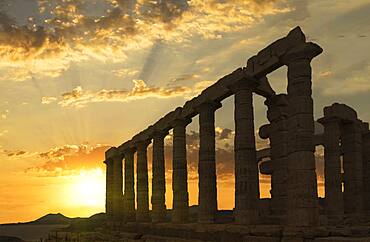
[[103, 27, 370, 241]]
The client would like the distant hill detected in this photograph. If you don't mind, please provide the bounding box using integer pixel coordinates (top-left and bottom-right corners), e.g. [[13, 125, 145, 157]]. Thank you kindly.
[[31, 213, 72, 225], [1, 213, 105, 226]]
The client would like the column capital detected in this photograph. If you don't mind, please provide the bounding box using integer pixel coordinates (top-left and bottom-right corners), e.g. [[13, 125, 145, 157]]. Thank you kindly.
[[170, 117, 192, 128], [195, 100, 222, 113], [282, 42, 323, 64], [134, 139, 151, 150], [152, 129, 168, 139], [105, 147, 123, 160], [317, 116, 342, 125], [227, 75, 258, 92]]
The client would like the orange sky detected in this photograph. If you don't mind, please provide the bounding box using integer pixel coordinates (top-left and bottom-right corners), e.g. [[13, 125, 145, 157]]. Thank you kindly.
[[0, 0, 369, 223]]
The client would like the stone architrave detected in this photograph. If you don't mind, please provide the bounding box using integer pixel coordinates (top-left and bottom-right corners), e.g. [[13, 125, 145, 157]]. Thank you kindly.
[[318, 116, 344, 221], [265, 94, 289, 218], [283, 42, 322, 226], [230, 82, 259, 224], [171, 118, 191, 223], [151, 130, 168, 222], [123, 147, 136, 222], [197, 101, 221, 223], [135, 140, 151, 222]]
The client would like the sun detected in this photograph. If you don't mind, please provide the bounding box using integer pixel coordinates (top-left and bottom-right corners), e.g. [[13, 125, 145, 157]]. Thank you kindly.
[[65, 169, 106, 208]]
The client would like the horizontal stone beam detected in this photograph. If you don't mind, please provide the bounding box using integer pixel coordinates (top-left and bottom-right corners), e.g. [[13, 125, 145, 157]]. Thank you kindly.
[[116, 26, 311, 153]]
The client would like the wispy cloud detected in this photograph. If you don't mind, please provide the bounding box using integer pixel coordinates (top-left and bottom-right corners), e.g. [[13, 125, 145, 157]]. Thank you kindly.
[[0, 0, 291, 81]]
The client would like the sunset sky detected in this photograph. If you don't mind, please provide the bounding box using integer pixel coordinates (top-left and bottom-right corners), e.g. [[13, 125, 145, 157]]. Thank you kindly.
[[0, 0, 369, 224]]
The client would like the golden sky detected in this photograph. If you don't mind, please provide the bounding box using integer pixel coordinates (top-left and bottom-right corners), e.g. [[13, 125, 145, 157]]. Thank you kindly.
[[0, 0, 369, 223]]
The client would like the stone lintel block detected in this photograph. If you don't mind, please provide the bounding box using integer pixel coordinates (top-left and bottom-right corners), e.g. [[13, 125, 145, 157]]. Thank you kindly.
[[323, 103, 358, 122], [194, 99, 222, 113], [152, 128, 168, 138], [246, 26, 307, 78], [152, 109, 179, 132], [201, 82, 232, 103], [105, 146, 121, 160], [282, 42, 323, 64], [253, 76, 276, 98]]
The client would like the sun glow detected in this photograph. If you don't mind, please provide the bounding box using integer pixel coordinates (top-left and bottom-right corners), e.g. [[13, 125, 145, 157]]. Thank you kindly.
[[65, 169, 106, 209]]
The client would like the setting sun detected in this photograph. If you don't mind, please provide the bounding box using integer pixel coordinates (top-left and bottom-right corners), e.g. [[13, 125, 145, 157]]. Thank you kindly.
[[65, 169, 105, 210]]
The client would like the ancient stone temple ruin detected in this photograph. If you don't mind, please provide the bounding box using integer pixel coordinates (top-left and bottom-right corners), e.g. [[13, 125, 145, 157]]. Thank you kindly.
[[103, 27, 370, 241]]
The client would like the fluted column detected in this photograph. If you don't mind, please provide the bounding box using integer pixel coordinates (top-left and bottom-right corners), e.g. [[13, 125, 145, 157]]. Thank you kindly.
[[283, 42, 322, 226], [265, 94, 289, 218], [123, 147, 136, 222], [342, 120, 364, 218], [171, 118, 191, 223], [135, 140, 151, 222], [318, 116, 343, 221], [104, 158, 114, 224], [197, 101, 221, 223], [232, 84, 259, 224], [152, 130, 168, 222], [362, 123, 370, 212], [112, 149, 124, 223]]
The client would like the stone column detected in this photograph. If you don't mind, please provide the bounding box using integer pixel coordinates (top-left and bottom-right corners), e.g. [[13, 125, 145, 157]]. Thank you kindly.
[[135, 140, 151, 222], [123, 147, 136, 222], [265, 94, 289, 218], [318, 116, 343, 222], [111, 149, 124, 223], [232, 84, 259, 224], [197, 101, 221, 223], [283, 42, 322, 226], [362, 123, 370, 212], [342, 120, 364, 218], [171, 118, 191, 223], [151, 130, 168, 222], [104, 158, 114, 224]]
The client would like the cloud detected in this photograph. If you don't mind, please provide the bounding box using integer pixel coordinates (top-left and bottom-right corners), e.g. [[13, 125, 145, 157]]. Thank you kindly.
[[26, 143, 110, 177], [41, 96, 57, 104], [0, 0, 291, 80], [111, 68, 139, 78], [42, 79, 198, 108], [0, 130, 8, 136], [319, 61, 370, 96], [1, 109, 9, 119]]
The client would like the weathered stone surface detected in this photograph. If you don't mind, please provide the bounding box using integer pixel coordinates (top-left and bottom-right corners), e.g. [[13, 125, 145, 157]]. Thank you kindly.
[[104, 156, 114, 223], [105, 147, 124, 224], [232, 84, 259, 224], [318, 115, 343, 222], [152, 130, 168, 222], [342, 119, 364, 218], [284, 42, 322, 227], [123, 147, 136, 222], [197, 101, 222, 223], [135, 140, 151, 222], [263, 94, 290, 217], [171, 117, 192, 223]]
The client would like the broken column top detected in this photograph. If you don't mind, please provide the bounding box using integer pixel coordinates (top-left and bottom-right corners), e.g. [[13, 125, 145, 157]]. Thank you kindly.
[[322, 103, 358, 123]]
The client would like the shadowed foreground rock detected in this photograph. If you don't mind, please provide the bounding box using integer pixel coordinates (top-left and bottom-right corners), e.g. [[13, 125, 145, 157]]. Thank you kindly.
[[101, 26, 370, 241]]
